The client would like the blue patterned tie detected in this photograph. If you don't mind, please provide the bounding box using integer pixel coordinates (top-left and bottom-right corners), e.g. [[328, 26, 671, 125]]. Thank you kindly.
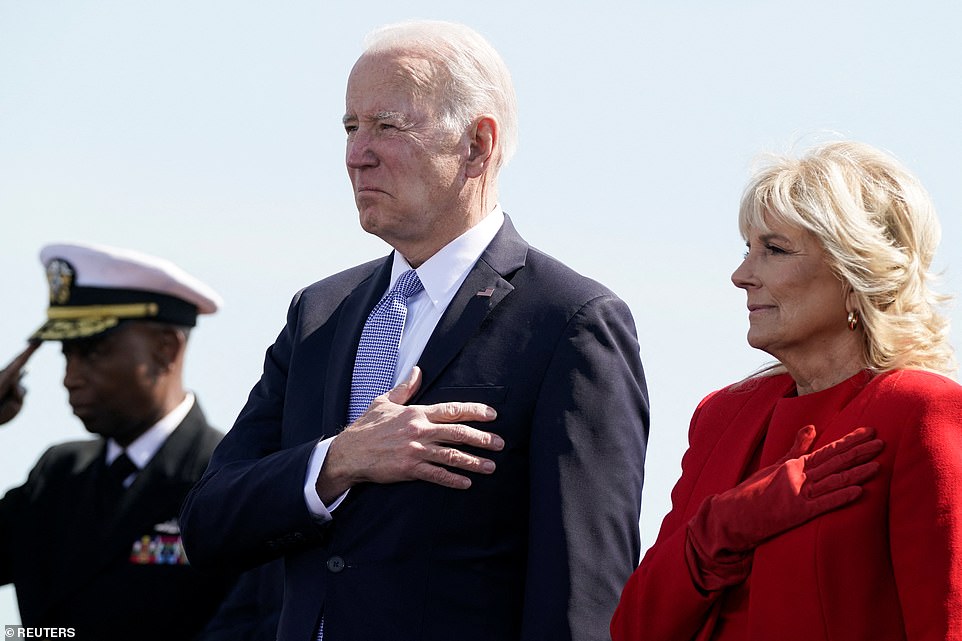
[[348, 269, 424, 422], [319, 269, 422, 641]]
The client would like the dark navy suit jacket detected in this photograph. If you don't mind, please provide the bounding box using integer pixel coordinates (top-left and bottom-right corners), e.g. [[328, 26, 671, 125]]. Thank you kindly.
[[181, 217, 649, 641]]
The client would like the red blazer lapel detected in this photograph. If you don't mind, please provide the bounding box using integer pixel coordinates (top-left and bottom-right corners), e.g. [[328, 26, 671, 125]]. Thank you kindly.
[[682, 375, 796, 520]]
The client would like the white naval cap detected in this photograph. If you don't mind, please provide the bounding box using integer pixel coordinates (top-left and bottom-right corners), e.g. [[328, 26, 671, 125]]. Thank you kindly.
[[31, 241, 223, 341]]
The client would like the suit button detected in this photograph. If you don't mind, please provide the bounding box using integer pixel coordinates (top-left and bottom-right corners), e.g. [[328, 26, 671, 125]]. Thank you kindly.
[[326, 556, 346, 573]]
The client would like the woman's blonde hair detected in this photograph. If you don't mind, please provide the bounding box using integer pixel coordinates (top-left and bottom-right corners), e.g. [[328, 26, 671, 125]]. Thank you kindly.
[[739, 140, 955, 376]]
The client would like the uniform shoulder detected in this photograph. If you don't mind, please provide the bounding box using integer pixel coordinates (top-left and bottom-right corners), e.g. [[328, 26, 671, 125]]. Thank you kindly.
[[35, 438, 103, 473], [192, 417, 225, 456], [41, 438, 101, 458]]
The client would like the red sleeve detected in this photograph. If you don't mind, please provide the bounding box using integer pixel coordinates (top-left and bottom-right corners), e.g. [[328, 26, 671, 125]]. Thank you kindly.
[[611, 394, 722, 641], [887, 375, 962, 640]]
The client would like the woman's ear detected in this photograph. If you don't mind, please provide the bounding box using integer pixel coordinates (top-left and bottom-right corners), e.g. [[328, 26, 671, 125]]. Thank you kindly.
[[843, 284, 859, 314]]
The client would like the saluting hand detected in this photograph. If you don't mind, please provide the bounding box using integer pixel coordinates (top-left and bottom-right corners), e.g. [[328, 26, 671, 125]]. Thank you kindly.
[[0, 342, 41, 426], [316, 366, 502, 503]]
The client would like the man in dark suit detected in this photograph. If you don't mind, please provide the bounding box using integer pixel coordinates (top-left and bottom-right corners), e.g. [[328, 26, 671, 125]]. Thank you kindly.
[[0, 242, 235, 640], [181, 20, 649, 641]]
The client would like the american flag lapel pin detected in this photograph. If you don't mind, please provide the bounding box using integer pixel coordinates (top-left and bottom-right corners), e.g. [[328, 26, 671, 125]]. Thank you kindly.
[[476, 286, 495, 297]]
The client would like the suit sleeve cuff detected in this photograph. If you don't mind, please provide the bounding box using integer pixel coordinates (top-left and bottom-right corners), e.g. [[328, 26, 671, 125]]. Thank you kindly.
[[303, 437, 348, 521]]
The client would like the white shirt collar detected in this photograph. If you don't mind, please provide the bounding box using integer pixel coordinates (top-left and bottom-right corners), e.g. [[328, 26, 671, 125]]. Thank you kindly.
[[389, 205, 505, 308], [106, 392, 195, 469]]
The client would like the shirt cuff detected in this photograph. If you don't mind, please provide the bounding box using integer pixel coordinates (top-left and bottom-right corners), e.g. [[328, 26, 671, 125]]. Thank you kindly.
[[303, 437, 349, 522]]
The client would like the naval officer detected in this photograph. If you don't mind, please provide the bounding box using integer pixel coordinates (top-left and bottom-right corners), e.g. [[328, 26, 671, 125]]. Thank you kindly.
[[0, 242, 235, 640]]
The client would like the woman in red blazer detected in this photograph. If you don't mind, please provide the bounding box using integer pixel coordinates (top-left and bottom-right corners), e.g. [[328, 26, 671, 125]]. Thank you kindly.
[[612, 141, 962, 641]]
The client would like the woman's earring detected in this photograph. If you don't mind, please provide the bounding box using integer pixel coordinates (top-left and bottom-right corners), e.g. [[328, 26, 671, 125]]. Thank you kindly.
[[847, 309, 860, 331]]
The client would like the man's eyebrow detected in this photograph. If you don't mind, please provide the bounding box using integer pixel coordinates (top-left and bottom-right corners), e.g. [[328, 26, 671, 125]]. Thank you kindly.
[[342, 111, 407, 125]]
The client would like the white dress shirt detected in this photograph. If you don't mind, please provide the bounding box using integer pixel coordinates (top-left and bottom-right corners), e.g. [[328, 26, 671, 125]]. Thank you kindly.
[[303, 207, 506, 520], [106, 392, 195, 487]]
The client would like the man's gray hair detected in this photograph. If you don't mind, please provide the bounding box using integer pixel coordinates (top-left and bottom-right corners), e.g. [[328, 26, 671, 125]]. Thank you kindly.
[[363, 20, 519, 169]]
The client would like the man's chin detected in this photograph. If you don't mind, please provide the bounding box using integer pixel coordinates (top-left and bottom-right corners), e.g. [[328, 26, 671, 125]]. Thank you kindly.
[[73, 413, 108, 437], [79, 420, 105, 436], [357, 213, 398, 243], [357, 207, 385, 229]]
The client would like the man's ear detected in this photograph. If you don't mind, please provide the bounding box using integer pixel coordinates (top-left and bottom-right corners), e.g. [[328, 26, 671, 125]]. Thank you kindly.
[[465, 115, 498, 178], [152, 326, 186, 373]]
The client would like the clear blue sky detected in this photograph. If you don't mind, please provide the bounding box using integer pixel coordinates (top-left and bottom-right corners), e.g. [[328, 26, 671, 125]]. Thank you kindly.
[[2, 0, 960, 625]]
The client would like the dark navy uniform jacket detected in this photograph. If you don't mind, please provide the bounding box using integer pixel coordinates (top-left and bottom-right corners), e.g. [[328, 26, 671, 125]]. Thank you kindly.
[[0, 402, 234, 641]]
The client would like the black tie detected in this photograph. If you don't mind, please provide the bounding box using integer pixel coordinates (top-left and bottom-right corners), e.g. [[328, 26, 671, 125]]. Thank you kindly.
[[109, 452, 137, 485], [101, 452, 137, 511]]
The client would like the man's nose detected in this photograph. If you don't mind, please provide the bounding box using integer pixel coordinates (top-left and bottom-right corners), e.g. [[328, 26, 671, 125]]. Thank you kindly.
[[62, 353, 85, 389], [346, 133, 376, 169]]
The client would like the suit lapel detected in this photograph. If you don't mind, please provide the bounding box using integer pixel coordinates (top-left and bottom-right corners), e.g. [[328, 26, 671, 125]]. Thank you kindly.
[[41, 440, 141, 611], [318, 215, 527, 412], [61, 441, 111, 536], [321, 257, 393, 431], [116, 404, 205, 516], [412, 216, 527, 399]]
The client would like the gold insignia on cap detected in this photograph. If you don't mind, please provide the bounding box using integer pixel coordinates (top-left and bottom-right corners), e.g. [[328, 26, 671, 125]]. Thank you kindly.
[[46, 259, 75, 305], [46, 303, 160, 320], [32, 317, 121, 341]]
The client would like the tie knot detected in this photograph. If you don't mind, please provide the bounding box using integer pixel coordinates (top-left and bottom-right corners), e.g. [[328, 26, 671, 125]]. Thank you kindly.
[[392, 269, 423, 300], [108, 452, 138, 486]]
